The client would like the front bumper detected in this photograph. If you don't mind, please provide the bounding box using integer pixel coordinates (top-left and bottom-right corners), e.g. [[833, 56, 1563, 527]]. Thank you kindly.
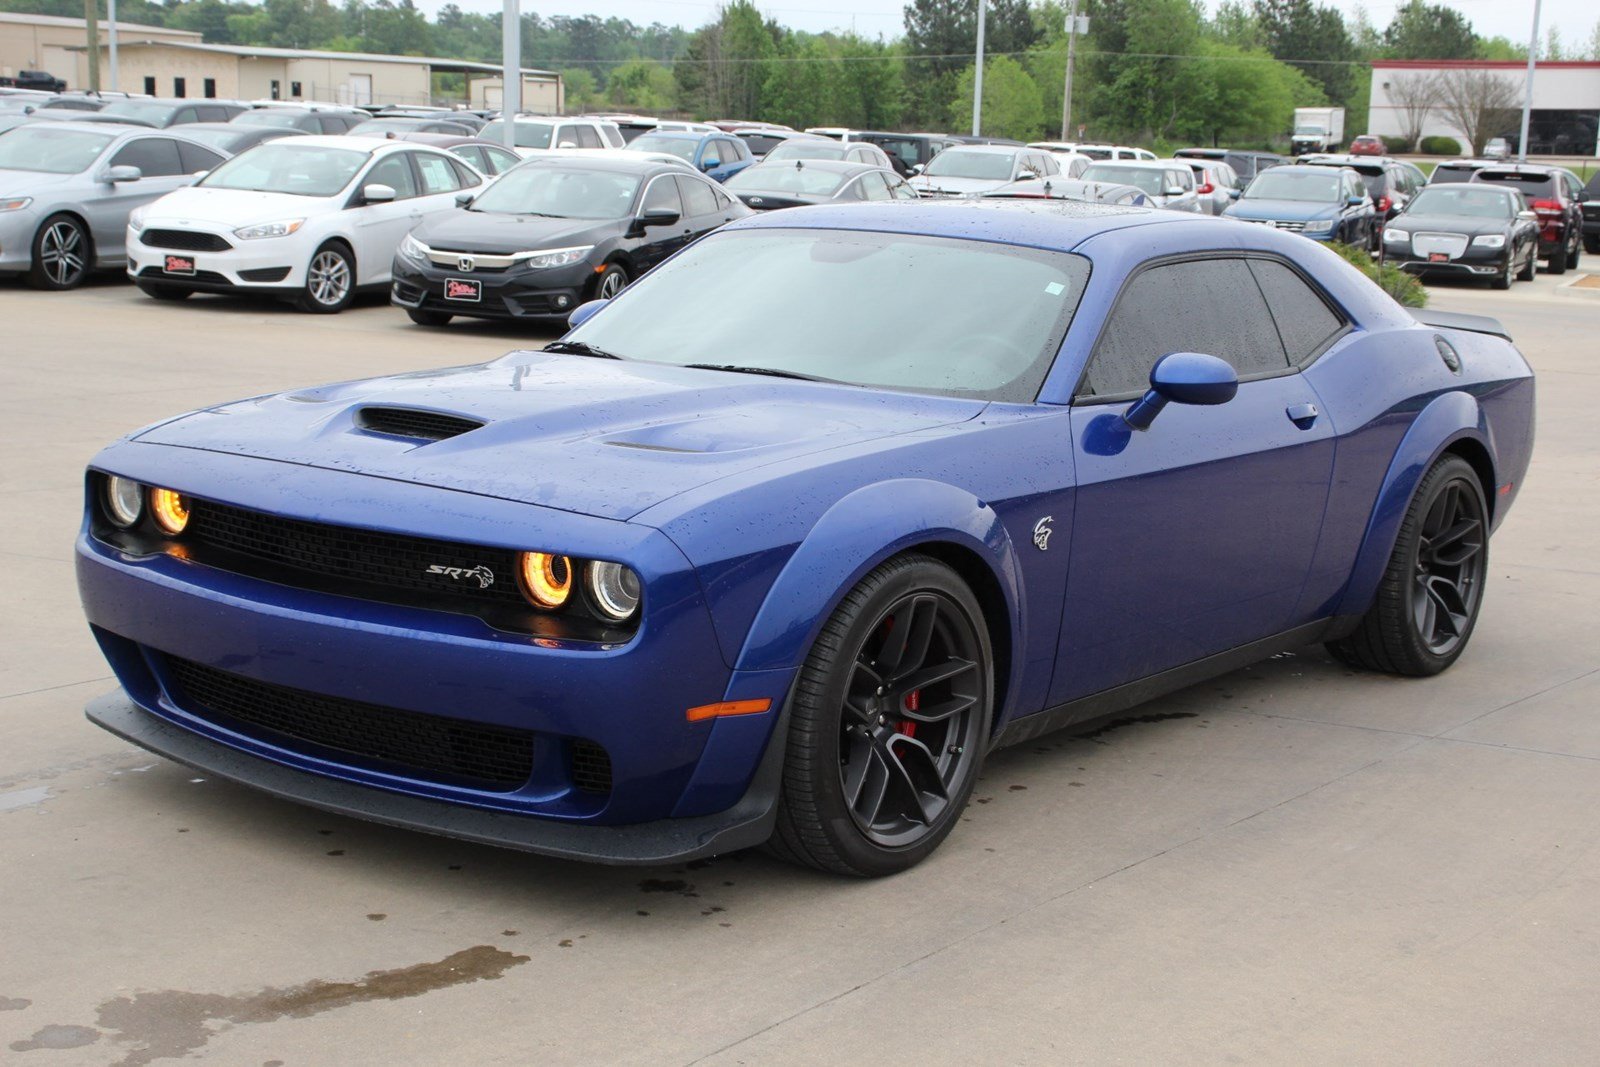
[[0, 206, 43, 272], [390, 253, 591, 321], [1386, 247, 1510, 277], [126, 225, 303, 293]]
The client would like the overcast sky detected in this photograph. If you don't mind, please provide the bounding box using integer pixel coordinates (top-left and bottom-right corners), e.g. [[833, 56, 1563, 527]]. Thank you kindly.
[[416, 0, 1593, 52]]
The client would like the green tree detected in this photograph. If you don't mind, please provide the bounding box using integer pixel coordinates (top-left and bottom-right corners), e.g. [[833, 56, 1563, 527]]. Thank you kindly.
[[834, 36, 907, 129], [560, 68, 601, 111], [904, 0, 1037, 126], [1255, 0, 1360, 107], [1084, 0, 1206, 141], [949, 55, 1046, 139], [761, 37, 837, 128], [1382, 0, 1478, 59], [605, 60, 676, 112]]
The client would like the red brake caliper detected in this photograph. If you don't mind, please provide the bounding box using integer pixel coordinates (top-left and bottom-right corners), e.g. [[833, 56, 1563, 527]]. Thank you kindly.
[[898, 690, 919, 738]]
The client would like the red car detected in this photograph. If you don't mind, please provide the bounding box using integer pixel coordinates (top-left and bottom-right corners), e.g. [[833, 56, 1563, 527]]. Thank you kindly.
[[1350, 135, 1385, 156]]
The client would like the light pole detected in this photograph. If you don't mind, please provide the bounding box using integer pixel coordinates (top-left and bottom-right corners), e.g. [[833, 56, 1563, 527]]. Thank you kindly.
[[108, 0, 118, 92], [501, 0, 521, 146], [971, 0, 986, 137], [82, 0, 99, 92], [1517, 0, 1540, 162], [1060, 0, 1081, 141]]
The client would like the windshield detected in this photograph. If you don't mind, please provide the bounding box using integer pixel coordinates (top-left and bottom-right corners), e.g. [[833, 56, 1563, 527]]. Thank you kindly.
[[1430, 165, 1476, 184], [100, 101, 174, 122], [471, 166, 640, 218], [923, 150, 1014, 180], [628, 133, 697, 161], [1244, 170, 1340, 202], [232, 110, 302, 129], [1081, 164, 1166, 195], [764, 141, 848, 162], [566, 229, 1090, 402], [0, 125, 112, 172], [480, 120, 554, 150], [199, 143, 367, 196], [1407, 187, 1513, 218], [725, 164, 848, 196]]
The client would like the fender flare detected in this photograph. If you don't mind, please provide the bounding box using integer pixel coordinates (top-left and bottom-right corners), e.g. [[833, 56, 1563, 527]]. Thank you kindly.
[[734, 478, 1024, 682], [1334, 390, 1495, 618]]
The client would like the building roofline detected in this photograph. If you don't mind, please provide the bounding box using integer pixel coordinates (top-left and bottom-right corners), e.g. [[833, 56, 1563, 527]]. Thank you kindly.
[[0, 11, 200, 36], [65, 38, 558, 78], [1372, 59, 1600, 70]]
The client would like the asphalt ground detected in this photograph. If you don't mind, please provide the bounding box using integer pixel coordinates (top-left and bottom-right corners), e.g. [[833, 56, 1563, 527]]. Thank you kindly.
[[1, 265, 1596, 1065]]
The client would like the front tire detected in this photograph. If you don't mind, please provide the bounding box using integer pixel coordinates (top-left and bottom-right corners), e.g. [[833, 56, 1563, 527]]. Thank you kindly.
[[296, 242, 355, 313], [767, 555, 992, 876], [1517, 244, 1536, 281], [1327, 455, 1488, 677], [593, 262, 628, 300], [27, 214, 91, 290], [1491, 254, 1513, 290]]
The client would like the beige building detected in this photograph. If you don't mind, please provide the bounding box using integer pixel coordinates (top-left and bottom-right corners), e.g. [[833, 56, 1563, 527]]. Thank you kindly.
[[0, 11, 198, 86]]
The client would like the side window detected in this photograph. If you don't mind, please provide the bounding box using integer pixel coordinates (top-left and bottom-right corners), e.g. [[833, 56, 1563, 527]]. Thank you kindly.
[[572, 124, 602, 149], [109, 138, 184, 177], [364, 153, 419, 199], [724, 138, 747, 160], [553, 125, 576, 147], [1039, 154, 1060, 175], [448, 158, 482, 188], [1245, 259, 1345, 366], [452, 146, 485, 172], [712, 186, 733, 209], [600, 124, 624, 148], [415, 153, 463, 194], [1083, 259, 1289, 398], [484, 146, 519, 174], [700, 141, 722, 168], [176, 141, 225, 174], [676, 176, 718, 217], [641, 176, 682, 215], [889, 176, 918, 199], [859, 172, 893, 201]]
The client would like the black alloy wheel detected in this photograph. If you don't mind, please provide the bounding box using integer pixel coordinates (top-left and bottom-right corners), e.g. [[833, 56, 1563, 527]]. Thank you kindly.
[[1491, 252, 1513, 290], [28, 214, 90, 290], [768, 555, 991, 876], [1328, 455, 1488, 676], [594, 262, 629, 300]]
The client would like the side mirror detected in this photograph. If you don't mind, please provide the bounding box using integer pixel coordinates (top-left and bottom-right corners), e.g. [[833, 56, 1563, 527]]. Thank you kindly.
[[557, 140, 577, 149], [1228, 188, 1242, 199], [699, 158, 717, 172], [454, 191, 475, 208], [1347, 195, 1364, 206], [567, 298, 608, 329], [910, 163, 924, 175], [362, 182, 396, 204], [105, 164, 141, 183], [1015, 172, 1037, 182], [1518, 209, 1537, 220], [638, 207, 680, 228], [1123, 352, 1239, 431], [1165, 186, 1186, 196]]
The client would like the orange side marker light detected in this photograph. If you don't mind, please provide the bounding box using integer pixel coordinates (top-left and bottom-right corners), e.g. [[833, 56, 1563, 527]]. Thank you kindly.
[[686, 698, 772, 723]]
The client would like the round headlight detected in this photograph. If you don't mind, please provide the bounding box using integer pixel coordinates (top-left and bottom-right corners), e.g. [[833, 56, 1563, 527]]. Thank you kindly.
[[149, 487, 190, 535], [519, 551, 573, 609], [586, 561, 641, 622], [103, 476, 144, 528]]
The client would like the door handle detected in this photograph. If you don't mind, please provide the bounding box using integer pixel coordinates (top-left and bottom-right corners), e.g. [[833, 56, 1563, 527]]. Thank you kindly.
[[1287, 402, 1319, 428]]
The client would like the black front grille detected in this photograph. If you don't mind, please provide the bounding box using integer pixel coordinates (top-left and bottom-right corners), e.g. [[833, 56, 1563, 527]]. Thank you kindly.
[[569, 739, 613, 795], [138, 266, 231, 285], [165, 657, 535, 790], [142, 229, 232, 252], [239, 266, 291, 283], [357, 407, 485, 441], [185, 498, 526, 606]]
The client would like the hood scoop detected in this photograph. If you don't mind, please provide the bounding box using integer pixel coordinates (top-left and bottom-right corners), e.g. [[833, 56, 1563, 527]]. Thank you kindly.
[[355, 407, 486, 442]]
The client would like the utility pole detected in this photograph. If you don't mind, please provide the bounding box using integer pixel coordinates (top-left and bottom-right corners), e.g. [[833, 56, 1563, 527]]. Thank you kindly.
[[501, 0, 521, 143], [1516, 0, 1541, 162], [1060, 0, 1081, 141], [108, 0, 118, 92], [971, 0, 987, 136], [83, 0, 100, 93]]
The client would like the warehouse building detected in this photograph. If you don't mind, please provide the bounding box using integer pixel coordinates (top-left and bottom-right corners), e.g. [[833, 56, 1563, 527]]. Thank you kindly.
[[0, 11, 198, 84], [1370, 59, 1600, 157]]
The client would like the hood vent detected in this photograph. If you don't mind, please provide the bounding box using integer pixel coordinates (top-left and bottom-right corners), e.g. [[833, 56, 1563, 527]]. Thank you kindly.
[[356, 407, 485, 442]]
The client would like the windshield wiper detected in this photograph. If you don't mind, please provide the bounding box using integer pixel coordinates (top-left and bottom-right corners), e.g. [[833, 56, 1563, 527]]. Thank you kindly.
[[684, 363, 843, 384], [543, 340, 626, 360]]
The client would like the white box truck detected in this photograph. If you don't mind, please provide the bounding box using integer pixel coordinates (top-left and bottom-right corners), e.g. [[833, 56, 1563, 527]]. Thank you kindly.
[[1291, 107, 1345, 155]]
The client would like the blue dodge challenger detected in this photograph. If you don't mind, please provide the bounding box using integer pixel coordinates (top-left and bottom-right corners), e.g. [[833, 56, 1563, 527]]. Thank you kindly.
[[77, 201, 1535, 876]]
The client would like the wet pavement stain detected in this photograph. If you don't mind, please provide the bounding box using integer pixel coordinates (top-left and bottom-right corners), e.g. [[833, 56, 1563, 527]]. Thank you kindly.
[[84, 945, 528, 1066], [365, 914, 386, 922], [0, 996, 31, 1011], [638, 878, 689, 893], [9, 1024, 99, 1052], [1075, 711, 1199, 741]]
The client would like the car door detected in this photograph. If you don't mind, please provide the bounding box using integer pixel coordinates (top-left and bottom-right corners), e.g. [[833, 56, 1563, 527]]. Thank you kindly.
[[85, 136, 198, 261], [1052, 254, 1336, 703], [674, 174, 727, 241], [630, 174, 688, 272], [347, 150, 424, 284]]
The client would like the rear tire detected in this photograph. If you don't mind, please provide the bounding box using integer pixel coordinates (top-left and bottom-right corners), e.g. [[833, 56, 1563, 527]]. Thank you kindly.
[[767, 554, 992, 877], [1547, 240, 1568, 275], [1585, 234, 1600, 256], [136, 282, 192, 301], [1326, 455, 1488, 677], [406, 308, 452, 327]]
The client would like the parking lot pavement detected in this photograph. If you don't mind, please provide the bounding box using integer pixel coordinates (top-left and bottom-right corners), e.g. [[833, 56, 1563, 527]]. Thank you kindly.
[[2, 271, 1597, 1065]]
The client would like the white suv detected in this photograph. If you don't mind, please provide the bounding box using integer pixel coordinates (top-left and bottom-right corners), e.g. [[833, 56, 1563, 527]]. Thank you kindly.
[[480, 115, 625, 157], [126, 136, 482, 312]]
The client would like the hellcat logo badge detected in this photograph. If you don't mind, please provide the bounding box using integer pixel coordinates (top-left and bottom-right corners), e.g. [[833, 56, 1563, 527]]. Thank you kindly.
[[425, 563, 495, 589], [1033, 516, 1054, 551]]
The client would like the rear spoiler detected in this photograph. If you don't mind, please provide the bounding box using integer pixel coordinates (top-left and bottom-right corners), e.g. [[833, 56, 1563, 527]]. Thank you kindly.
[[1410, 309, 1511, 341]]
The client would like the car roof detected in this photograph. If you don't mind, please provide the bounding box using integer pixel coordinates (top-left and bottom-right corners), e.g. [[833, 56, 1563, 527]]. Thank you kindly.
[[1082, 159, 1175, 170], [1476, 164, 1557, 177], [938, 143, 1026, 155], [514, 153, 687, 174], [265, 134, 422, 154]]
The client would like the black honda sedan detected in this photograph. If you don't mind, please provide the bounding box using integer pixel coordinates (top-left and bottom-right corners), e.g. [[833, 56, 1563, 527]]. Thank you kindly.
[[1380, 183, 1539, 289], [390, 156, 749, 327]]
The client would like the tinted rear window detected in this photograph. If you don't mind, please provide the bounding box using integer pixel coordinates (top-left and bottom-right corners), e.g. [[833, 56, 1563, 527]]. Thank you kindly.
[[1475, 171, 1557, 198]]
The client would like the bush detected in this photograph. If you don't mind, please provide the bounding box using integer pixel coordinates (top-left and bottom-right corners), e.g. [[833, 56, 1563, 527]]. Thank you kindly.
[[1327, 241, 1428, 308], [1420, 135, 1461, 156], [1381, 135, 1411, 154]]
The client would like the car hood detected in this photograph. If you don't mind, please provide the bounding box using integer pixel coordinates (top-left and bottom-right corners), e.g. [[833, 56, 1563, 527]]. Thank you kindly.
[[0, 167, 75, 195], [134, 351, 986, 522], [141, 185, 336, 226], [411, 211, 616, 255], [1391, 212, 1508, 237], [910, 175, 1006, 195], [1225, 198, 1340, 222]]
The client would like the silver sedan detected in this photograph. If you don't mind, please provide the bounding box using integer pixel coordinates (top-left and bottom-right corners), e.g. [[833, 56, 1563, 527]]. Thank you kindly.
[[0, 122, 227, 289]]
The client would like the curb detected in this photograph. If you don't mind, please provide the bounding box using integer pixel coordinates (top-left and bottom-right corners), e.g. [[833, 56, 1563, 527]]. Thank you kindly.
[[1553, 274, 1600, 300]]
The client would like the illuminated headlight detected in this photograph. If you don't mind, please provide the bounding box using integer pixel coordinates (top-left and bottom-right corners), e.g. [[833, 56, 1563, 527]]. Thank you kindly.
[[1383, 227, 1409, 243], [128, 206, 147, 234], [1301, 220, 1334, 235], [233, 219, 305, 240], [1472, 234, 1506, 248], [515, 245, 593, 269], [102, 475, 144, 528], [1, 196, 34, 212], [518, 551, 574, 609], [586, 561, 642, 622], [148, 487, 190, 535], [398, 232, 429, 260]]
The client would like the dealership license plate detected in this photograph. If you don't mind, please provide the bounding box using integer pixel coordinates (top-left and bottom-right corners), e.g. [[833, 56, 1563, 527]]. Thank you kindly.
[[445, 278, 482, 303], [163, 254, 196, 275], [1429, 252, 1449, 262]]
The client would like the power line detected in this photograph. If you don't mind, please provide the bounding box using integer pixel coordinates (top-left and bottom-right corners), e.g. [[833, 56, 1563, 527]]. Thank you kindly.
[[555, 47, 1381, 67]]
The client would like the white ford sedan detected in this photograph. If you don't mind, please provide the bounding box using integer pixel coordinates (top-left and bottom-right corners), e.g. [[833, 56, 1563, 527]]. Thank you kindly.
[[126, 136, 483, 312]]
